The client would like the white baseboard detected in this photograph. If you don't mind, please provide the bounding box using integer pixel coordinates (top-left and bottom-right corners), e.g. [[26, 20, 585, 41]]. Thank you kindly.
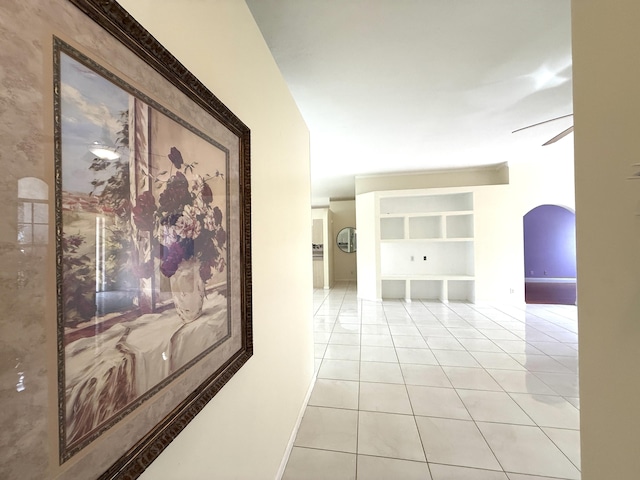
[[274, 371, 317, 480]]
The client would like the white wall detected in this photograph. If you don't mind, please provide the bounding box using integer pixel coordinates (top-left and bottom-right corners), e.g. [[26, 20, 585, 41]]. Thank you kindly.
[[117, 1, 314, 478], [355, 192, 379, 300], [475, 146, 575, 302], [355, 148, 575, 304], [573, 1, 640, 478], [330, 199, 357, 281]]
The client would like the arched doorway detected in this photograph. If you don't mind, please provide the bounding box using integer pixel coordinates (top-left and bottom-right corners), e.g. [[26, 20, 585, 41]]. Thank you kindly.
[[523, 204, 577, 305]]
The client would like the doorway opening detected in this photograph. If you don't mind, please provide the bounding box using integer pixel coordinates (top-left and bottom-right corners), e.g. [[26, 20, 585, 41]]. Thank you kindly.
[[523, 204, 576, 305]]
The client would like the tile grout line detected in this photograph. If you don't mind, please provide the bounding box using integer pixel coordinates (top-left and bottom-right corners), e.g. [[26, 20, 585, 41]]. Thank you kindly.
[[428, 301, 510, 476], [303, 283, 579, 479], [465, 301, 581, 479], [400, 299, 436, 478]]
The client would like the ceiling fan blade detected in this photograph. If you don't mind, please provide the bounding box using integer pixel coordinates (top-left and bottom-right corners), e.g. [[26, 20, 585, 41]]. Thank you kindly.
[[512, 113, 574, 133], [542, 125, 574, 146]]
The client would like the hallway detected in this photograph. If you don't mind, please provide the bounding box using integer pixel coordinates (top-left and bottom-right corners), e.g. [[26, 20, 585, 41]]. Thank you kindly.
[[282, 282, 580, 479]]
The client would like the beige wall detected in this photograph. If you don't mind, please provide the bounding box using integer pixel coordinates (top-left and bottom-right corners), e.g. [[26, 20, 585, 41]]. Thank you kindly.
[[312, 207, 332, 288], [117, 1, 314, 479], [330, 199, 357, 281], [355, 163, 509, 196], [573, 1, 640, 478]]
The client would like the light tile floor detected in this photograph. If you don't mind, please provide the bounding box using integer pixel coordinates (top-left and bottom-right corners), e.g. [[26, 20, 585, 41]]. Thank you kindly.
[[282, 282, 580, 480]]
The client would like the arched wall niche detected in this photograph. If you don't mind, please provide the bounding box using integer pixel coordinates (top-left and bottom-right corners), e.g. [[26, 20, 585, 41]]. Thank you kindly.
[[523, 204, 576, 305]]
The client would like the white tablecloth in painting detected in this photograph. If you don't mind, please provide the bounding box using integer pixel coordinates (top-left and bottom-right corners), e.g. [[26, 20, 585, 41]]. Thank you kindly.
[[63, 292, 228, 443]]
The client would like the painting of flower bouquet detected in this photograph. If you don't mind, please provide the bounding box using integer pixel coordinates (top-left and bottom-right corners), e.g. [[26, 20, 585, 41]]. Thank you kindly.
[[132, 145, 227, 323], [55, 39, 246, 462]]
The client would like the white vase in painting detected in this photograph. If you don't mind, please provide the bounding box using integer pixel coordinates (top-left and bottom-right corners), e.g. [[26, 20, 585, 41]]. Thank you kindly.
[[170, 257, 205, 323]]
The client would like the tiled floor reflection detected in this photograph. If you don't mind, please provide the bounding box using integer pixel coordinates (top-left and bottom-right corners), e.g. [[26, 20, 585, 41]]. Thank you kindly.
[[282, 281, 580, 480]]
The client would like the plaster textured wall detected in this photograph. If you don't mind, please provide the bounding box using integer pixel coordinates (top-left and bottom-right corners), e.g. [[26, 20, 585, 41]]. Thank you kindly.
[[573, 1, 640, 477]]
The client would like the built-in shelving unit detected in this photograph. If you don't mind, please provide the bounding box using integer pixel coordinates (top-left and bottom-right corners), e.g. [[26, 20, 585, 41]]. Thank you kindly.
[[359, 191, 475, 302]]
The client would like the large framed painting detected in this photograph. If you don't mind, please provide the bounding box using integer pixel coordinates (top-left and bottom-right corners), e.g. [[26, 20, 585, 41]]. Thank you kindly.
[[46, 0, 251, 478]]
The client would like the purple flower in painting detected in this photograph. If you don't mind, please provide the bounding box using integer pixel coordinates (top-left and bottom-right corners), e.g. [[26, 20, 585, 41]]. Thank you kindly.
[[168, 146, 184, 169], [134, 147, 228, 284], [201, 182, 213, 204], [216, 228, 227, 248], [160, 241, 186, 278], [212, 206, 223, 227], [131, 191, 156, 231], [198, 232, 218, 264], [158, 171, 192, 215]]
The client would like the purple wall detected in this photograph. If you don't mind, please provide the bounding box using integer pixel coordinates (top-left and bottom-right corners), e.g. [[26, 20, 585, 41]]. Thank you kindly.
[[523, 205, 576, 278]]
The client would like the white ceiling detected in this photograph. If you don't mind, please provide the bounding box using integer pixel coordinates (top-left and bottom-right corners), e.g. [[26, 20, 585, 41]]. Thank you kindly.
[[245, 0, 573, 206]]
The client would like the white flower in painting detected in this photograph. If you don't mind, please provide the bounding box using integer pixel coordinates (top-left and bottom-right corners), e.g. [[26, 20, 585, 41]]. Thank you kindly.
[[174, 205, 201, 239], [191, 175, 204, 195], [157, 224, 178, 247], [193, 195, 207, 215], [203, 206, 216, 231]]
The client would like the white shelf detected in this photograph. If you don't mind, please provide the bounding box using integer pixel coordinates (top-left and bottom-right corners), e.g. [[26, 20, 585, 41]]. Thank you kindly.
[[446, 213, 474, 238], [382, 274, 475, 280], [380, 241, 474, 277], [380, 238, 473, 243], [380, 193, 473, 214], [380, 210, 473, 218], [443, 210, 474, 216], [375, 191, 475, 302], [381, 209, 473, 241], [409, 215, 441, 239], [380, 275, 475, 302], [380, 216, 405, 240]]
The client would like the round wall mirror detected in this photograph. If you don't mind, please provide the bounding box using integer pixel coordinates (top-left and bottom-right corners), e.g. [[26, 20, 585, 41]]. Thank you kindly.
[[336, 227, 357, 253]]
